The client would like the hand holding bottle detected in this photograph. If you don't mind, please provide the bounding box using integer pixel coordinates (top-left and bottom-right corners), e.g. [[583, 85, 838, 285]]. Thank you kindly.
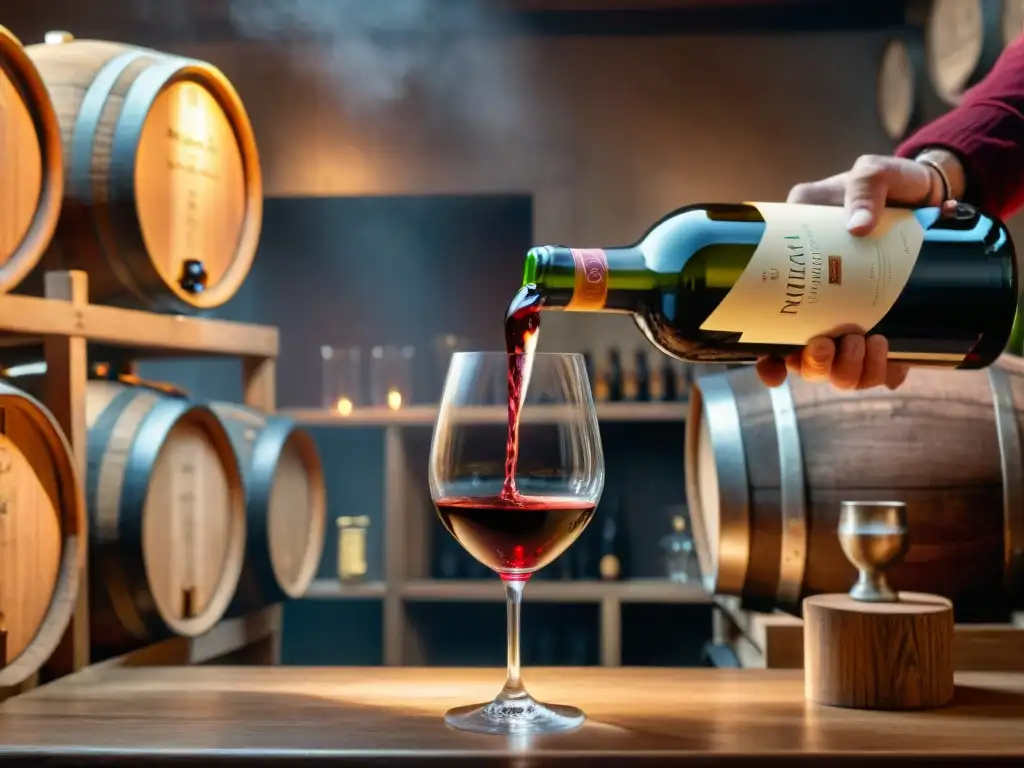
[[756, 151, 965, 391]]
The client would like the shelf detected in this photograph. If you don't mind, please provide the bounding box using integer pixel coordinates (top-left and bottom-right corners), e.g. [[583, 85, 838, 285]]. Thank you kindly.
[[85, 606, 284, 674], [4, 270, 283, 689], [399, 579, 711, 604], [0, 287, 278, 358], [283, 401, 689, 428], [304, 579, 388, 599]]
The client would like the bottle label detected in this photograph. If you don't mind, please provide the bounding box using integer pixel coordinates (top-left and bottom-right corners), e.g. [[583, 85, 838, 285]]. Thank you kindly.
[[338, 527, 368, 581], [699, 202, 925, 344], [567, 248, 609, 311]]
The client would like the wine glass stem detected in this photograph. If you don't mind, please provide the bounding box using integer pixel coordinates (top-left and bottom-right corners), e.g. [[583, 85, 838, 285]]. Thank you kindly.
[[500, 578, 527, 701]]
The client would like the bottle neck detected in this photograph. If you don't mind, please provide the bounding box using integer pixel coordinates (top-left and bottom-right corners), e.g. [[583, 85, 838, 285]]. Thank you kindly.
[[523, 245, 650, 313]]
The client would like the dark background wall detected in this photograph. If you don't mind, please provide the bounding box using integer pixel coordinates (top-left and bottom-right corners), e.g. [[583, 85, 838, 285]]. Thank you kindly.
[[7, 0, 965, 385], [5, 0, 1015, 664]]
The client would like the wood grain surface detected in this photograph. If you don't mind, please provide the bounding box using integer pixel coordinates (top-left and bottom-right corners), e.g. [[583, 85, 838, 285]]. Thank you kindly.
[[0, 26, 63, 295], [686, 358, 1024, 622], [2, 667, 1024, 765], [803, 593, 954, 710]]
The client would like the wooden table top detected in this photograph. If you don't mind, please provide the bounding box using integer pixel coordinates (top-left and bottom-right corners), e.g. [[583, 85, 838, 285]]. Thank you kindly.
[[2, 667, 1024, 765]]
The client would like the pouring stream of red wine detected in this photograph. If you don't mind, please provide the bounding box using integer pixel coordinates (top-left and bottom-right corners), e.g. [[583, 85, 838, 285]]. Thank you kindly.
[[502, 284, 544, 500]]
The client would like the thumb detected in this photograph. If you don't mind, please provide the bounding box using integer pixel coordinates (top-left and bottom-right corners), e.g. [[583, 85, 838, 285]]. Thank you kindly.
[[844, 156, 892, 236]]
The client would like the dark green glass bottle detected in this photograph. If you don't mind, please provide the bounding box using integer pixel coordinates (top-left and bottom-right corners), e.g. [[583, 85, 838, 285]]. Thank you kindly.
[[521, 201, 1018, 367]]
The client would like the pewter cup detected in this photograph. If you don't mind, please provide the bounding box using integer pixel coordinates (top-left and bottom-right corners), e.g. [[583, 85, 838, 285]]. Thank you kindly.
[[838, 500, 909, 603]]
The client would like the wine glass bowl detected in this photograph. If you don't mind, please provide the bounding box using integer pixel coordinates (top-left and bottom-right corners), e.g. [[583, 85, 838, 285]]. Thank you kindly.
[[429, 351, 604, 734]]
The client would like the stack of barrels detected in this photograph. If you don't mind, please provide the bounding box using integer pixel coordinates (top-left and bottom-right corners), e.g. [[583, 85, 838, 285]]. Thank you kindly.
[[685, 354, 1024, 623], [0, 26, 262, 311], [0, 26, 325, 686], [79, 375, 326, 658], [2, 365, 326, 672]]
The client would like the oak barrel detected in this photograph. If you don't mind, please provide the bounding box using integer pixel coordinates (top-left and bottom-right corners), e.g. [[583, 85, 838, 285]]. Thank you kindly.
[[24, 32, 262, 313], [685, 356, 1024, 622], [209, 403, 326, 616], [85, 380, 246, 657], [0, 381, 84, 688], [0, 26, 63, 293]]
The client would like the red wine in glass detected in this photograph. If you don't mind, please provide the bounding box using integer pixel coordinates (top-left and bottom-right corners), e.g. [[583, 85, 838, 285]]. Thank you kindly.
[[436, 495, 595, 580]]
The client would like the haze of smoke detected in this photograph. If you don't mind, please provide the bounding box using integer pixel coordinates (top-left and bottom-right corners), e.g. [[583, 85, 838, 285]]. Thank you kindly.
[[226, 0, 535, 136]]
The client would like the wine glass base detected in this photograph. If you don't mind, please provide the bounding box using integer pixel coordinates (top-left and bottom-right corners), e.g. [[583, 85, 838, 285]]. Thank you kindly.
[[444, 697, 585, 735]]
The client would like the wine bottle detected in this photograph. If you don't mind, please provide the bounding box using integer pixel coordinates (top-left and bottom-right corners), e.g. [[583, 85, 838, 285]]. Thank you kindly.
[[634, 347, 651, 401], [520, 202, 1018, 367], [659, 357, 678, 401], [582, 350, 596, 393], [606, 348, 624, 401], [598, 497, 625, 581]]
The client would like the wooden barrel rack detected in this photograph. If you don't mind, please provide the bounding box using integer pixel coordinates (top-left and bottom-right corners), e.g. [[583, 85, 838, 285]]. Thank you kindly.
[[0, 268, 280, 700]]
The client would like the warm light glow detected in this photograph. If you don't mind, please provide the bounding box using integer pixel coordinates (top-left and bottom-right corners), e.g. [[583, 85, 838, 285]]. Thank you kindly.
[[335, 397, 354, 416], [387, 388, 403, 410]]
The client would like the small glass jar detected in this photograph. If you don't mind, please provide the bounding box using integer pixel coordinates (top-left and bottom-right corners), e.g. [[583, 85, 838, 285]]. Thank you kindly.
[[321, 345, 362, 415]]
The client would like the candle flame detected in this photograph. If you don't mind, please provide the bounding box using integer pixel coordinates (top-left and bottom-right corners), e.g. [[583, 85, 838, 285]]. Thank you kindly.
[[335, 397, 354, 416], [387, 388, 403, 410]]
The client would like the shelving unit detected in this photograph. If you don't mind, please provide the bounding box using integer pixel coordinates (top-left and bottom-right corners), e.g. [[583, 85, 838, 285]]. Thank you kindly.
[[0, 270, 281, 698], [286, 398, 710, 668], [285, 401, 688, 428]]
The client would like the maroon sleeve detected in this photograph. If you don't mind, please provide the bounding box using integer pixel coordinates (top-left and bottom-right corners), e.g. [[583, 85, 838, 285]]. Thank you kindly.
[[896, 35, 1024, 218]]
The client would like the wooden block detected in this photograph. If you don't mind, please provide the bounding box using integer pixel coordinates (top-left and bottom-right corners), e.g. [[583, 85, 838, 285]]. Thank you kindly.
[[803, 592, 954, 710], [723, 605, 1024, 672]]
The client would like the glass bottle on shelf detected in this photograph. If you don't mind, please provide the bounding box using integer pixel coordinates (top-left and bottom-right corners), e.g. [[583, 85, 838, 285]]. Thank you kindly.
[[633, 347, 650, 401], [659, 510, 695, 583], [337, 515, 370, 583]]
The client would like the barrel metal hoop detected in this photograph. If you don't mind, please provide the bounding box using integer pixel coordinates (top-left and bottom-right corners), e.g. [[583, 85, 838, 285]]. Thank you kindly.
[[109, 57, 205, 313], [694, 373, 750, 596], [88, 386, 161, 642], [248, 416, 315, 599], [0, 385, 83, 689], [71, 49, 150, 302], [212, 404, 291, 606], [119, 396, 194, 639], [768, 380, 808, 612], [988, 366, 1024, 603]]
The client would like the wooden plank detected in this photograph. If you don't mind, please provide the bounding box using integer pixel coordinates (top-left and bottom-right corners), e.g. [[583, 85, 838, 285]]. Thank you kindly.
[[383, 427, 407, 666], [507, 0, 819, 9], [38, 272, 90, 679], [724, 607, 1024, 672], [78, 605, 282, 676], [242, 355, 276, 412], [3, 667, 1024, 763], [398, 579, 711, 603], [600, 596, 622, 667], [0, 282, 277, 358], [283, 401, 689, 428], [0, 673, 38, 705], [304, 580, 387, 599]]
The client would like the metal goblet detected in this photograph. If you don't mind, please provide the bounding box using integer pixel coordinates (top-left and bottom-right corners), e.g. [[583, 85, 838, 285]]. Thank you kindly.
[[837, 500, 909, 603]]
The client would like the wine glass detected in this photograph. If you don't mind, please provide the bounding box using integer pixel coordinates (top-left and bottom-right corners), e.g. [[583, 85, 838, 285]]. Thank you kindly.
[[429, 351, 604, 735]]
